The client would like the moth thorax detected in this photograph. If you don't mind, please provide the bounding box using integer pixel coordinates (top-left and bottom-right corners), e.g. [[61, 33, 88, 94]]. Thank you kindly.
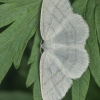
[[41, 40, 55, 51]]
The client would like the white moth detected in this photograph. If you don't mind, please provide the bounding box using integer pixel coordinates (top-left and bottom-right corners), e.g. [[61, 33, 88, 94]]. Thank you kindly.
[[40, 0, 89, 100]]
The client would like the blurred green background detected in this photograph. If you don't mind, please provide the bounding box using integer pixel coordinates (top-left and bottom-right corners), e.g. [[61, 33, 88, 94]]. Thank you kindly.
[[0, 0, 100, 100]]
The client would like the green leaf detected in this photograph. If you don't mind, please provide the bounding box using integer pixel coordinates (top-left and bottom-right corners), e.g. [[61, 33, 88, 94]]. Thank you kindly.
[[85, 0, 100, 87], [95, 2, 100, 43], [0, 91, 33, 100], [0, 0, 16, 2], [0, 1, 41, 28], [0, 0, 41, 83], [72, 69, 90, 100], [26, 30, 41, 87], [0, 0, 40, 3], [26, 30, 42, 100], [71, 0, 100, 99], [34, 78, 42, 100], [72, 0, 100, 87]]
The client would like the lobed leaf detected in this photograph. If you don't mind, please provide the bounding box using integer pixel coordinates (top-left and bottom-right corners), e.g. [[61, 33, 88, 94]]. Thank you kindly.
[[85, 0, 100, 87], [26, 30, 42, 100], [71, 0, 99, 100], [95, 3, 100, 43], [26, 30, 41, 87], [73, 0, 100, 88], [0, 1, 41, 28], [72, 69, 90, 100], [33, 78, 42, 100], [0, 0, 40, 3], [0, 0, 41, 83]]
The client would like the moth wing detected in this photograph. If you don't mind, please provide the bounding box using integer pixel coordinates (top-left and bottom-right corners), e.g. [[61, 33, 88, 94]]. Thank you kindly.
[[40, 0, 72, 40], [53, 47, 89, 79], [51, 13, 89, 46], [40, 52, 72, 100]]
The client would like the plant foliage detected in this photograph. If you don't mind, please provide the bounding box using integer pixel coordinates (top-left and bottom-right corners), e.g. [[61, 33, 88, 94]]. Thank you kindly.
[[0, 0, 42, 99], [72, 0, 100, 100], [0, 0, 100, 100]]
